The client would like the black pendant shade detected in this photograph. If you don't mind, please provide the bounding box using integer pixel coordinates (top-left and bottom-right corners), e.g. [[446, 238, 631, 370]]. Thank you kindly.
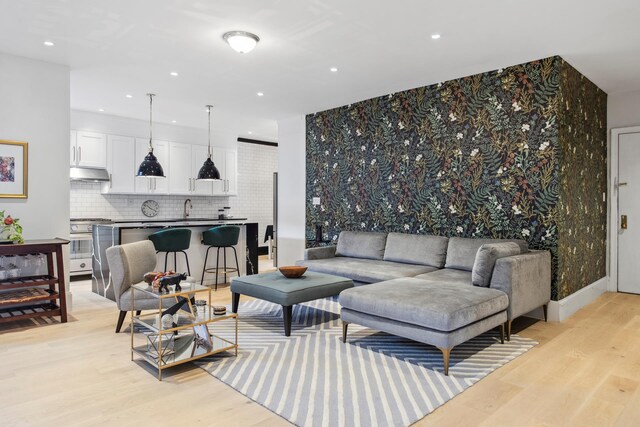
[[197, 156, 221, 180], [196, 104, 222, 181], [137, 149, 165, 177], [136, 93, 165, 178]]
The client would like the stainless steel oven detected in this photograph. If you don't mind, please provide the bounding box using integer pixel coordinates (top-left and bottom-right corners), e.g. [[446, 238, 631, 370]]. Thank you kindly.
[[70, 218, 112, 276]]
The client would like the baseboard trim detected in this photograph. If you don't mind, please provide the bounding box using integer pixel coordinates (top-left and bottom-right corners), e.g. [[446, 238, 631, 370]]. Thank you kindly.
[[546, 277, 609, 322]]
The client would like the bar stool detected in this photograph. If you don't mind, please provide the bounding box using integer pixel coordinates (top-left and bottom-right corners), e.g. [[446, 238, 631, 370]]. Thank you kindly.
[[148, 228, 192, 275], [201, 225, 240, 290]]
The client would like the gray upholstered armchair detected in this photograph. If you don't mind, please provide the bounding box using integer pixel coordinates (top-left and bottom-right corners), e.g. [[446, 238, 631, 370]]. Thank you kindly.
[[106, 240, 176, 333]]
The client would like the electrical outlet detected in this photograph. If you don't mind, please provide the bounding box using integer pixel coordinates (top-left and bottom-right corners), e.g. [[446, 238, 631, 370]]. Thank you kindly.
[[313, 197, 321, 205]]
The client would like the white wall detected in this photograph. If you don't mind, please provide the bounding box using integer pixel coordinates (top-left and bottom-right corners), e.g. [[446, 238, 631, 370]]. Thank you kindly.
[[277, 115, 306, 266], [0, 53, 70, 240]]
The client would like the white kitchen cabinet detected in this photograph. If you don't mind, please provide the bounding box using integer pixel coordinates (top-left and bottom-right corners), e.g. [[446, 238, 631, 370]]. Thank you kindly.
[[191, 144, 214, 195], [224, 149, 237, 195], [168, 142, 192, 194], [135, 138, 168, 194], [102, 135, 135, 194], [211, 148, 237, 196], [70, 131, 77, 166], [71, 131, 107, 169]]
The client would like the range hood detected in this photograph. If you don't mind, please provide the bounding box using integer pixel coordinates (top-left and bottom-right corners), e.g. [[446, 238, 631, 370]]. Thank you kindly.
[[70, 167, 110, 182]]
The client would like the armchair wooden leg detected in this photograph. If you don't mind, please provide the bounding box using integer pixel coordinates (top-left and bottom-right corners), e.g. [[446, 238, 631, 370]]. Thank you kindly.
[[500, 323, 505, 344], [115, 310, 127, 333], [506, 320, 512, 341], [437, 347, 452, 376], [542, 304, 548, 322], [342, 321, 349, 343]]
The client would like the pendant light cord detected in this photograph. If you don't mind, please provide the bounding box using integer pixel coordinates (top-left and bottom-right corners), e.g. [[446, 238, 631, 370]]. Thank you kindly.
[[147, 93, 155, 152], [206, 105, 213, 158]]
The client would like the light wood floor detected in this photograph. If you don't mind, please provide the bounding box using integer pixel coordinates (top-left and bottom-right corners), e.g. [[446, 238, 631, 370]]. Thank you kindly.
[[1, 276, 640, 426]]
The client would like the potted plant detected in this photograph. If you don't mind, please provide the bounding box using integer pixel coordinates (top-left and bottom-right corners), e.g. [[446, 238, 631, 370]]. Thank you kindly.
[[0, 211, 24, 244]]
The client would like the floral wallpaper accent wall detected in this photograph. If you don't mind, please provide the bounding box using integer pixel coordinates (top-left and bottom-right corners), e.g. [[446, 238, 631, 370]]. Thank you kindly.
[[306, 56, 606, 300], [556, 60, 607, 299]]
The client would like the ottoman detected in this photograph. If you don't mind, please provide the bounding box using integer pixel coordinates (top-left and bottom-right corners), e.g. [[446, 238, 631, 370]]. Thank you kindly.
[[339, 278, 508, 375], [231, 271, 353, 336]]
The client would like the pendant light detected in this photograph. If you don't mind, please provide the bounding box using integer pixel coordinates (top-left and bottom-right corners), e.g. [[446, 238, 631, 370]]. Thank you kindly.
[[196, 105, 221, 180], [136, 93, 165, 178]]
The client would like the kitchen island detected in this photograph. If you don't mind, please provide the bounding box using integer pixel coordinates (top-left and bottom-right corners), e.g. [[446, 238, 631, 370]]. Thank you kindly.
[[92, 219, 258, 301]]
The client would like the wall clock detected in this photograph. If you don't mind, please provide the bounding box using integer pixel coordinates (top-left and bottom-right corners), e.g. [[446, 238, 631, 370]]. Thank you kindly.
[[141, 200, 159, 217]]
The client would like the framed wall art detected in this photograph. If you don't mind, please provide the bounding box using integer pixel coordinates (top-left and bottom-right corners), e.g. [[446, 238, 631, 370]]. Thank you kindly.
[[0, 140, 28, 198]]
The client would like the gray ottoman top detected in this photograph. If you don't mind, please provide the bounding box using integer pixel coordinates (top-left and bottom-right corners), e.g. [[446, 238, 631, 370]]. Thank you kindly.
[[231, 271, 353, 306], [339, 278, 508, 332]]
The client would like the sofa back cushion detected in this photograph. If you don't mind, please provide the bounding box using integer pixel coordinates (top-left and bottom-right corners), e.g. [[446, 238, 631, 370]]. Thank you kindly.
[[445, 237, 528, 271], [335, 231, 388, 260], [472, 242, 521, 287], [383, 233, 449, 267]]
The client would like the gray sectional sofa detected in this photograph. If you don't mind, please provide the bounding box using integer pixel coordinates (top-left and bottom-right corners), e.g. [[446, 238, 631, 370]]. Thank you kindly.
[[297, 231, 551, 375]]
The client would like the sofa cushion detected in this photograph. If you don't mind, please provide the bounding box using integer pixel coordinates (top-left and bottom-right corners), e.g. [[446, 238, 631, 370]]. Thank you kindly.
[[445, 237, 527, 271], [413, 268, 472, 287], [339, 278, 508, 332], [298, 257, 437, 283], [383, 233, 449, 268], [472, 242, 521, 287], [335, 231, 388, 260]]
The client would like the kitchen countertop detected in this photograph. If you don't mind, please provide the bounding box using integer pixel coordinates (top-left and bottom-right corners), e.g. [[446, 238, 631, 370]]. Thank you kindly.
[[96, 218, 253, 229]]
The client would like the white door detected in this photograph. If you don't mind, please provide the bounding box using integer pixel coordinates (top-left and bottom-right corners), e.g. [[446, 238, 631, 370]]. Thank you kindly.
[[211, 148, 226, 195], [135, 139, 168, 194], [224, 149, 237, 194], [168, 142, 192, 194], [76, 131, 107, 168], [191, 144, 213, 195], [105, 135, 135, 193], [618, 131, 640, 294], [70, 130, 77, 166]]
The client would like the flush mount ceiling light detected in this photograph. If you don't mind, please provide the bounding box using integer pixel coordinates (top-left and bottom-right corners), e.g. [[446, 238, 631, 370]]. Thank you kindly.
[[43, 40, 54, 47], [223, 31, 260, 54], [196, 105, 221, 181], [431, 34, 441, 39], [136, 93, 165, 178], [170, 71, 179, 77], [330, 67, 338, 72]]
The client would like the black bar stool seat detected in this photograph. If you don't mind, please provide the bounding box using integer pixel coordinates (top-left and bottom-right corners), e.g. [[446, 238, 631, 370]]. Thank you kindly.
[[201, 225, 240, 290], [148, 228, 192, 275]]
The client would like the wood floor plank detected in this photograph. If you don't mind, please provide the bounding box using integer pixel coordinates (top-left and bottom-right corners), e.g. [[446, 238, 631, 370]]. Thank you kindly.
[[1, 278, 639, 426]]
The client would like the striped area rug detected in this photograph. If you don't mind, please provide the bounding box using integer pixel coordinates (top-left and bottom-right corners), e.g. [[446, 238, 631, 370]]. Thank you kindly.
[[197, 297, 536, 427]]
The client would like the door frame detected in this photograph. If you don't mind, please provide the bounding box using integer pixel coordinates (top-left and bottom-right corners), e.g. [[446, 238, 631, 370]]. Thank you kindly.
[[610, 126, 640, 292]]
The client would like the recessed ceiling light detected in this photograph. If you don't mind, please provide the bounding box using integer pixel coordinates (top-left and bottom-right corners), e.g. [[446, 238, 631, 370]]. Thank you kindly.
[[43, 41, 54, 47], [330, 67, 338, 72], [98, 108, 105, 112], [431, 34, 441, 40], [257, 92, 264, 97], [170, 71, 179, 77], [248, 131, 253, 135], [171, 120, 177, 123], [223, 31, 260, 54], [125, 94, 133, 99]]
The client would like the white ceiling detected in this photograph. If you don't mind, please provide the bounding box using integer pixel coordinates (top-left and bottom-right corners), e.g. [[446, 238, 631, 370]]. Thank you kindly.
[[1, 0, 639, 140]]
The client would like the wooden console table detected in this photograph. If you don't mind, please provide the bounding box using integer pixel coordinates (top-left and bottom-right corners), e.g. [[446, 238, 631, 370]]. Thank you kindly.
[[0, 238, 70, 324]]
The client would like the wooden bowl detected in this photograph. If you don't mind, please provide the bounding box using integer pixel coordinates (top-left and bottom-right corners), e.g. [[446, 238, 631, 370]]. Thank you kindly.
[[279, 266, 307, 279]]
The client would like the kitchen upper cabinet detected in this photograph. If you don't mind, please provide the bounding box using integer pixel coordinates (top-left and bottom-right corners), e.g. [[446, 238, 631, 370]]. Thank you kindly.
[[102, 135, 135, 194], [135, 138, 168, 194], [71, 131, 107, 169], [210, 148, 237, 195], [191, 144, 213, 195], [70, 131, 77, 166], [168, 142, 192, 194]]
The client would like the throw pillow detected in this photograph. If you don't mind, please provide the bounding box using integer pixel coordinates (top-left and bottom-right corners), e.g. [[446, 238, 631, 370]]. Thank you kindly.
[[472, 242, 521, 287]]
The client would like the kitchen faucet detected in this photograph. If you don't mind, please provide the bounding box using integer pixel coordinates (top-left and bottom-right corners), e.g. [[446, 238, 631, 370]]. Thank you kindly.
[[183, 199, 192, 219]]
